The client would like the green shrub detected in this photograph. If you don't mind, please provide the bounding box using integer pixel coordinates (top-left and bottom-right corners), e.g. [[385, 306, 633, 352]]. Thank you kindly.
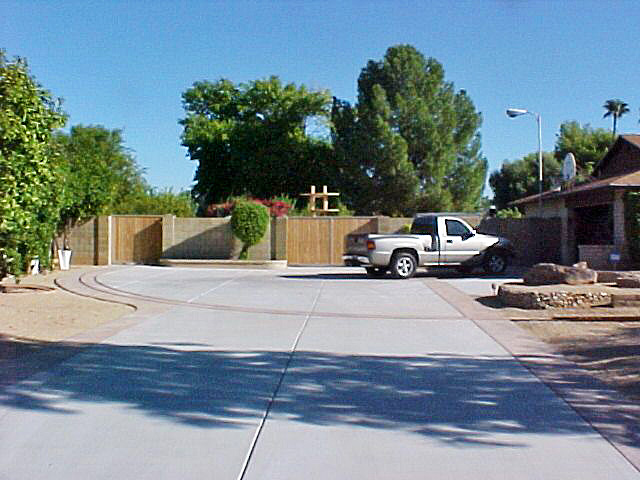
[[230, 201, 269, 259], [113, 188, 197, 216], [496, 207, 523, 219], [625, 192, 640, 265]]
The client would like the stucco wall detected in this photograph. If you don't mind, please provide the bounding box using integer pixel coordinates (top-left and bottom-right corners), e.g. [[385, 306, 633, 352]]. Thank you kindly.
[[162, 217, 271, 260]]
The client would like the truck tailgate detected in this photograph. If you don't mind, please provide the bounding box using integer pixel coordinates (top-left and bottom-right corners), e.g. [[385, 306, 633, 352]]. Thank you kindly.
[[345, 233, 371, 256]]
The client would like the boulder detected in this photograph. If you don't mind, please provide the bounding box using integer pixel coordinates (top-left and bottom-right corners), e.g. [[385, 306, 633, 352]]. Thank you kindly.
[[523, 263, 597, 286], [616, 276, 640, 288]]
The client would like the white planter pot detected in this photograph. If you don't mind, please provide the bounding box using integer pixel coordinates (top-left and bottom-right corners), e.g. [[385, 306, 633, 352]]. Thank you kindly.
[[30, 257, 40, 275], [58, 249, 72, 270]]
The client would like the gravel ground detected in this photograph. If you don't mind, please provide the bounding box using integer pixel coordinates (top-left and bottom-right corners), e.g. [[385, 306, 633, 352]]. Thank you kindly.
[[0, 268, 132, 360]]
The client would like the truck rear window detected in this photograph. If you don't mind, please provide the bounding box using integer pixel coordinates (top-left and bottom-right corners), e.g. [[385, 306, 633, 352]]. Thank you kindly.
[[411, 218, 435, 235]]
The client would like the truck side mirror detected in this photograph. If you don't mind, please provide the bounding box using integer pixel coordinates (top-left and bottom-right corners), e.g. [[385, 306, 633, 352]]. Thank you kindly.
[[462, 231, 475, 241]]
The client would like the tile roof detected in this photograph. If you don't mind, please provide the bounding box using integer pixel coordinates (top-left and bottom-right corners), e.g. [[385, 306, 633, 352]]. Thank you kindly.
[[510, 170, 640, 206]]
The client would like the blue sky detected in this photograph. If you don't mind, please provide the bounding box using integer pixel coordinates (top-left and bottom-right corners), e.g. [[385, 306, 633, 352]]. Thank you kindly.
[[3, 1, 640, 197]]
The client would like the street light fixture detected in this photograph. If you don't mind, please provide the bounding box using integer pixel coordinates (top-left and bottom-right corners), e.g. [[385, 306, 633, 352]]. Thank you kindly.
[[506, 107, 543, 216]]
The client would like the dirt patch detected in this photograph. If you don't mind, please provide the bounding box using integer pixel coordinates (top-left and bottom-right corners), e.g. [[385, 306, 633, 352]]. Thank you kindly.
[[0, 268, 133, 355], [516, 320, 640, 401], [475, 285, 640, 403]]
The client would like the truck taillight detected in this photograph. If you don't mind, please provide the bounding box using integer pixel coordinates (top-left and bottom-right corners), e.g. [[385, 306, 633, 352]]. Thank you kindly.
[[367, 240, 376, 250]]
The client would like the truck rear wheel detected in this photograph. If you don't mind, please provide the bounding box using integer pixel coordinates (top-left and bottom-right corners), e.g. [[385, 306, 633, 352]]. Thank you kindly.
[[390, 252, 417, 279]]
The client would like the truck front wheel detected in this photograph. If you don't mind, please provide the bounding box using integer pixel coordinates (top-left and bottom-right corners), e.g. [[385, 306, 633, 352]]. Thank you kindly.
[[483, 251, 508, 274], [390, 252, 417, 279]]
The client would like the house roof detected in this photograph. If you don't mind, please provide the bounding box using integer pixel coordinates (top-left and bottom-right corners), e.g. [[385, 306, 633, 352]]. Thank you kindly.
[[511, 134, 640, 207], [593, 134, 640, 177], [510, 169, 640, 206]]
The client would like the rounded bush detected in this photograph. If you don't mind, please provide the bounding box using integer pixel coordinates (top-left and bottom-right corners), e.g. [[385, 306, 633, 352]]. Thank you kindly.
[[230, 201, 269, 259]]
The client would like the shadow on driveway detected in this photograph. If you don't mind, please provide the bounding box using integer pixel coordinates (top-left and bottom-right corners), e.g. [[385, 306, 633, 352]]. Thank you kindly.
[[1, 335, 627, 448], [280, 267, 523, 282]]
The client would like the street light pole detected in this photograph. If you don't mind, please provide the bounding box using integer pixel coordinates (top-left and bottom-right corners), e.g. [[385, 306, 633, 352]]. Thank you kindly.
[[506, 108, 543, 217]]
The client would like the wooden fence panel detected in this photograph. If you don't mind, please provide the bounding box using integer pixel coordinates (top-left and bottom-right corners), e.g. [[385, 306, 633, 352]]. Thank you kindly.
[[286, 217, 377, 265], [329, 218, 378, 265], [113, 216, 163, 264], [286, 218, 331, 265]]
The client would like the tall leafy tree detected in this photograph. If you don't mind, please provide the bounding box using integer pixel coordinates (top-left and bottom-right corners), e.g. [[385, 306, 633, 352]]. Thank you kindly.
[[554, 121, 613, 179], [603, 99, 630, 136], [331, 89, 418, 215], [55, 125, 147, 243], [489, 152, 560, 210], [180, 76, 333, 208], [0, 51, 67, 276], [332, 45, 487, 214]]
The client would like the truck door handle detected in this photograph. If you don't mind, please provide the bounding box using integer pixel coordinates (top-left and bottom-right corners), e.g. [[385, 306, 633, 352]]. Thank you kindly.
[[446, 239, 453, 244]]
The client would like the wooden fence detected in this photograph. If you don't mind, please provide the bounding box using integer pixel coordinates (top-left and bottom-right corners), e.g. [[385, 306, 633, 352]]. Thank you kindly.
[[69, 214, 499, 266], [285, 217, 378, 265], [112, 216, 163, 264]]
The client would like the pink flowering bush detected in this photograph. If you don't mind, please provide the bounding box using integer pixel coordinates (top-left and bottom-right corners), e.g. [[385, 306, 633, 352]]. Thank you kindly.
[[203, 196, 293, 218]]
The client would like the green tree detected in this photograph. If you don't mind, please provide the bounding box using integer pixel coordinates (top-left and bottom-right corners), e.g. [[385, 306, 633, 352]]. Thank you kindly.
[[55, 125, 147, 244], [331, 89, 418, 215], [0, 51, 67, 276], [332, 45, 487, 215], [114, 188, 196, 216], [554, 121, 613, 179], [489, 152, 560, 210], [180, 76, 333, 209], [603, 99, 630, 137]]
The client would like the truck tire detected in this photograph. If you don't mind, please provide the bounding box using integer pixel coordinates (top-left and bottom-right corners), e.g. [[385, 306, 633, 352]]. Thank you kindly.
[[390, 252, 417, 279], [483, 251, 508, 274], [365, 267, 387, 278]]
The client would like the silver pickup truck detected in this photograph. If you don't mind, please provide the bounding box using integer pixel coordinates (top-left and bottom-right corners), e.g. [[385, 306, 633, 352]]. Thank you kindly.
[[343, 214, 514, 279]]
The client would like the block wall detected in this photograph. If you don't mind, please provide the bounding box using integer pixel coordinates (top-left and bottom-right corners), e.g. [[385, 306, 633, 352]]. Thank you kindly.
[[477, 217, 562, 266], [162, 217, 271, 261], [65, 218, 97, 265], [578, 244, 628, 271]]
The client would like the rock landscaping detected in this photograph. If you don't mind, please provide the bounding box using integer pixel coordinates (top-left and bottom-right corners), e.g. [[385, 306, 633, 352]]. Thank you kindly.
[[498, 262, 640, 310], [498, 283, 612, 309]]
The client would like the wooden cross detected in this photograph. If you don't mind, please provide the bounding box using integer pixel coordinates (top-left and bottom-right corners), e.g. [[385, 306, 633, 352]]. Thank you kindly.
[[300, 185, 340, 217]]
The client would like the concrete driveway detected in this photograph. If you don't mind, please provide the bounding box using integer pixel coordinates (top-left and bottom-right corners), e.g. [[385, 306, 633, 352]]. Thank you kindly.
[[1, 266, 639, 479]]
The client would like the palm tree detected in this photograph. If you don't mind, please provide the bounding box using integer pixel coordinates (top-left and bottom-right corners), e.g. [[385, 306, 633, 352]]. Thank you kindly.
[[603, 99, 630, 137]]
